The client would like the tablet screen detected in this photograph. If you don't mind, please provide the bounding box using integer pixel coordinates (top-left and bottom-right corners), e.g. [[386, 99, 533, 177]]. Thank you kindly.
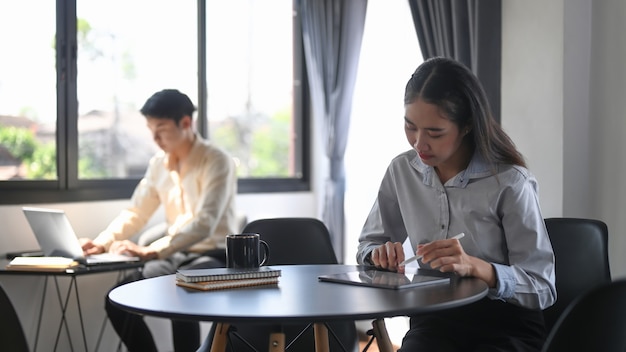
[[318, 269, 451, 289]]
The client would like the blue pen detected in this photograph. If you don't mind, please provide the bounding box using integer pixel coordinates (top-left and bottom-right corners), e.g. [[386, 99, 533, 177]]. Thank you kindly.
[[399, 232, 465, 266]]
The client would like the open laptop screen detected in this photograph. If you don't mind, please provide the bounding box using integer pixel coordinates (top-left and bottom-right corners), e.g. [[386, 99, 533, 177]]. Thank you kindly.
[[22, 207, 140, 265]]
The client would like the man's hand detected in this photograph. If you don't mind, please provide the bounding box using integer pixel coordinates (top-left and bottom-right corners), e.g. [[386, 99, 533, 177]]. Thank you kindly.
[[79, 238, 105, 256], [370, 241, 406, 273], [109, 240, 158, 261]]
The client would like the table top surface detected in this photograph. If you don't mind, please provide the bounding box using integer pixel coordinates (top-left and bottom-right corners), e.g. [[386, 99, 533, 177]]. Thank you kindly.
[[0, 259, 144, 276], [108, 264, 488, 323]]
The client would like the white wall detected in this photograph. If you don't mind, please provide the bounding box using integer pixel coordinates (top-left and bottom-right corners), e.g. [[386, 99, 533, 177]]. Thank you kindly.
[[563, 0, 592, 218], [502, 0, 564, 217], [502, 0, 626, 280], [587, 0, 626, 279]]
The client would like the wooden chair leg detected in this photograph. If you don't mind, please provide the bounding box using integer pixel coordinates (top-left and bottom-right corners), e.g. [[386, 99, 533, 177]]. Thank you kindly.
[[371, 319, 394, 352], [210, 323, 230, 352], [268, 331, 286, 352], [313, 322, 330, 352]]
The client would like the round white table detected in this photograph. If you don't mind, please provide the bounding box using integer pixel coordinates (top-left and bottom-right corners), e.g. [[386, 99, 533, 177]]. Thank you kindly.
[[109, 264, 488, 352]]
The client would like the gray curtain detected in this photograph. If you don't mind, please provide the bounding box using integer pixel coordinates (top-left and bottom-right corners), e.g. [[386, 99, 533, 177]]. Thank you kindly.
[[408, 0, 502, 121], [299, 0, 367, 262]]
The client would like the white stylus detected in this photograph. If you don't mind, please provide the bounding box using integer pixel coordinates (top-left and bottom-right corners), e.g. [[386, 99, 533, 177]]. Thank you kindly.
[[399, 232, 465, 266]]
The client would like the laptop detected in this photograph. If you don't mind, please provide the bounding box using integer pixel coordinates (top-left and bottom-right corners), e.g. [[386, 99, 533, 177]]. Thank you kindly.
[[22, 206, 141, 265]]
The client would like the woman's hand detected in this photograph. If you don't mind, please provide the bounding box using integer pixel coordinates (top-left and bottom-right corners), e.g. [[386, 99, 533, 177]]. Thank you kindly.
[[418, 237, 496, 287], [370, 241, 406, 273]]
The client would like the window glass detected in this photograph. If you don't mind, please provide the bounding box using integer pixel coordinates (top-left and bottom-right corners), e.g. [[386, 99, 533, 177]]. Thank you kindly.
[[0, 2, 57, 180], [76, 0, 197, 179], [0, 0, 306, 203], [206, 0, 297, 178]]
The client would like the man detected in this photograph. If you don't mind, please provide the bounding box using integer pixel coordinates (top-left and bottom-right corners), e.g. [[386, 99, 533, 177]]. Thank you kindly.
[[80, 89, 238, 352]]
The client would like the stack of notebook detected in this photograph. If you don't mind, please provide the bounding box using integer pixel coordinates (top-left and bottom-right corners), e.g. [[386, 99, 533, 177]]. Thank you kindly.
[[175, 266, 281, 291]]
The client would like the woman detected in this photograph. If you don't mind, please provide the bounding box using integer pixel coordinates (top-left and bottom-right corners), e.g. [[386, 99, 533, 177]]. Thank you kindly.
[[356, 57, 556, 351]]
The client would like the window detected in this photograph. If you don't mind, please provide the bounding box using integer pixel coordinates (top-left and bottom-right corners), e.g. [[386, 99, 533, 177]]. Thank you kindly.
[[0, 1, 57, 182], [76, 1, 197, 181], [205, 1, 307, 192], [0, 0, 308, 204]]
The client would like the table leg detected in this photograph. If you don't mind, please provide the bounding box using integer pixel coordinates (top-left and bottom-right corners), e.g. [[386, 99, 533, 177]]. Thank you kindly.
[[33, 276, 79, 352], [71, 276, 89, 351], [371, 319, 394, 352], [210, 323, 230, 352], [33, 276, 48, 352], [95, 268, 138, 352], [268, 331, 285, 352], [50, 276, 89, 351], [313, 323, 329, 352], [94, 311, 109, 352], [52, 276, 76, 352]]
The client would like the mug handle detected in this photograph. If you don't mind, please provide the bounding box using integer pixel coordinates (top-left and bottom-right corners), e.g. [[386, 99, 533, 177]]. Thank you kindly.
[[259, 240, 270, 266]]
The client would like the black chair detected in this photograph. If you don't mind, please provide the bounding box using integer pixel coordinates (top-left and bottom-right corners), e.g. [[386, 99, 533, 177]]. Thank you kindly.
[[0, 283, 30, 352], [543, 218, 612, 334], [244, 217, 339, 265], [201, 217, 358, 352], [542, 278, 626, 351]]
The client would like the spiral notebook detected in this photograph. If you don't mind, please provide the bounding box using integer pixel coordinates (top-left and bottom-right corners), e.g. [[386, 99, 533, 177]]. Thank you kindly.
[[176, 276, 280, 291], [318, 269, 450, 290], [176, 266, 281, 283]]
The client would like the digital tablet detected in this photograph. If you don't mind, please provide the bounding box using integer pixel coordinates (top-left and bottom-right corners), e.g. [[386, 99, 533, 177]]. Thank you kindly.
[[318, 269, 451, 290]]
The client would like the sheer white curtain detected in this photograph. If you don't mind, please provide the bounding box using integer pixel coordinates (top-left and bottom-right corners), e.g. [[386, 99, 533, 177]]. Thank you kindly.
[[345, 3, 423, 344], [345, 0, 422, 265]]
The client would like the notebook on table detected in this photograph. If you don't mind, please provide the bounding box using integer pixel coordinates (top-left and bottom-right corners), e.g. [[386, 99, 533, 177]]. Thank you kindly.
[[22, 207, 141, 266], [176, 266, 282, 283], [318, 268, 451, 290]]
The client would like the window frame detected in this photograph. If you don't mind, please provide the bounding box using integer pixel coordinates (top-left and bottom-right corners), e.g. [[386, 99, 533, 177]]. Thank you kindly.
[[0, 0, 310, 205]]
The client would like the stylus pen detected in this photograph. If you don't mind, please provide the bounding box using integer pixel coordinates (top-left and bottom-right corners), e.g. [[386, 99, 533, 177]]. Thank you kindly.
[[399, 232, 465, 266]]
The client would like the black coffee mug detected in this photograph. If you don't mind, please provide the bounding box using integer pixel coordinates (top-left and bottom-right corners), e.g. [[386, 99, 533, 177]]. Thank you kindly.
[[226, 233, 270, 268]]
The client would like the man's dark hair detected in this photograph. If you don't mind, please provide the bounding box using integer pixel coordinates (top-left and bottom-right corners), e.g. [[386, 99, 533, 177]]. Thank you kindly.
[[140, 89, 196, 124]]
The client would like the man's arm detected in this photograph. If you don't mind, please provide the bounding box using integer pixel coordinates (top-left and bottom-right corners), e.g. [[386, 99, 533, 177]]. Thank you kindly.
[[91, 157, 162, 251]]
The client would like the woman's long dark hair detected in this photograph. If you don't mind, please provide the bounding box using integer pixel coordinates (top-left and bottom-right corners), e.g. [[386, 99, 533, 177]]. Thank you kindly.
[[405, 57, 526, 168]]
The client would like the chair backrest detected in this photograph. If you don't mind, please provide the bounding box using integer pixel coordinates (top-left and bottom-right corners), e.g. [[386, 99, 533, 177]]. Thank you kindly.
[[542, 279, 626, 351], [0, 283, 29, 352], [543, 217, 611, 333], [242, 217, 338, 265]]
